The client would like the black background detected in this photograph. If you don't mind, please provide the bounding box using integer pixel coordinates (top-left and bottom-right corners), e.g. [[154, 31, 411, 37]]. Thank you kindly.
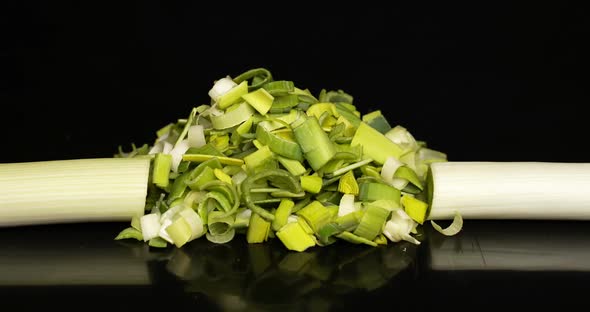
[[2, 2, 590, 309], [2, 2, 589, 164]]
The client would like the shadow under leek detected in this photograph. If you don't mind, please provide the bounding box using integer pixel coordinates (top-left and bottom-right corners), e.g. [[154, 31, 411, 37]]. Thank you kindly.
[[427, 220, 590, 271]]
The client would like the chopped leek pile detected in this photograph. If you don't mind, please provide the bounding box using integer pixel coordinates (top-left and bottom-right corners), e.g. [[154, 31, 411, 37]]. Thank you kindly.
[[114, 68, 453, 251]]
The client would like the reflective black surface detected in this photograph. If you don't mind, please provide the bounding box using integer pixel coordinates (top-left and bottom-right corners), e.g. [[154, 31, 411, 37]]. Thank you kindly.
[[1, 220, 589, 310]]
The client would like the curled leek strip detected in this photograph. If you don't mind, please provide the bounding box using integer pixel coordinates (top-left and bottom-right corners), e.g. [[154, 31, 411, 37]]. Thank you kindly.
[[241, 169, 302, 221]]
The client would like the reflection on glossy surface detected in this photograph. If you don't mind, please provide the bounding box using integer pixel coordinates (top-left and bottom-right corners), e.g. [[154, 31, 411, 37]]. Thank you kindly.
[[427, 220, 590, 271], [0, 222, 420, 310], [2, 220, 590, 308], [164, 237, 419, 311], [0, 223, 154, 285]]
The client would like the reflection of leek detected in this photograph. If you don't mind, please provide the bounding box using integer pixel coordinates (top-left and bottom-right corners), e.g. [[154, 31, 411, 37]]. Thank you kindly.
[[428, 221, 590, 271], [0, 225, 151, 286], [164, 238, 417, 310]]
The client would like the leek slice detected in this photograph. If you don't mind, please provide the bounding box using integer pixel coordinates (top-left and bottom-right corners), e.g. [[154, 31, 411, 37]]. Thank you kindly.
[[210, 102, 255, 129], [114, 227, 143, 241], [183, 154, 244, 166], [401, 195, 428, 224], [431, 211, 463, 236], [336, 231, 378, 247], [232, 68, 272, 90], [292, 115, 336, 171], [351, 122, 403, 164], [276, 222, 316, 252], [272, 199, 294, 231], [256, 121, 303, 161], [358, 182, 401, 202], [241, 169, 302, 221], [247, 212, 271, 243], [353, 204, 390, 241], [165, 216, 192, 248], [217, 81, 248, 109], [242, 88, 274, 115], [209, 77, 237, 102], [152, 153, 172, 188], [300, 175, 323, 194], [337, 170, 359, 195], [362, 110, 392, 134], [262, 80, 294, 96], [296, 201, 332, 233]]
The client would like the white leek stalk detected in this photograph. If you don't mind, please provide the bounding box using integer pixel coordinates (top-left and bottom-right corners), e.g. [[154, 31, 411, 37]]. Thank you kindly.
[[428, 162, 590, 220], [0, 158, 150, 227]]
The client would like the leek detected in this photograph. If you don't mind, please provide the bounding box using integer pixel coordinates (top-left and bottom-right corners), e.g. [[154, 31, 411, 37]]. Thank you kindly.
[[0, 158, 150, 227], [1, 67, 461, 253]]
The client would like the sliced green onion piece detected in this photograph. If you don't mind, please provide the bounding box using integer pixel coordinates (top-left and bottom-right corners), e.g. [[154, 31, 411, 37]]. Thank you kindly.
[[334, 105, 361, 128], [183, 154, 244, 166], [114, 227, 143, 241], [381, 156, 409, 190], [336, 231, 377, 247], [241, 169, 302, 221], [401, 195, 428, 224], [395, 166, 423, 191], [326, 158, 373, 178], [383, 209, 420, 245], [262, 80, 294, 95], [207, 210, 235, 236], [276, 222, 316, 252], [174, 107, 198, 147], [296, 201, 332, 233], [233, 208, 252, 230], [152, 153, 172, 188], [256, 122, 303, 161], [210, 101, 255, 129], [244, 145, 277, 173], [353, 204, 390, 241], [338, 194, 357, 217], [431, 211, 463, 236], [373, 234, 388, 245], [362, 110, 392, 134], [242, 88, 274, 115], [209, 76, 237, 102], [165, 216, 192, 248], [247, 212, 271, 243], [384, 125, 418, 154], [321, 89, 353, 104], [217, 81, 248, 109], [148, 237, 168, 248], [233, 68, 272, 90], [358, 182, 401, 202], [337, 170, 359, 195], [140, 213, 161, 242], [186, 143, 224, 157], [185, 166, 216, 190], [213, 168, 233, 185], [317, 222, 343, 245], [188, 125, 206, 148], [131, 216, 141, 232], [351, 122, 403, 164], [336, 210, 364, 231], [277, 155, 307, 176], [272, 199, 294, 231], [168, 171, 191, 203], [292, 116, 336, 171], [178, 208, 205, 240], [300, 175, 323, 194], [206, 228, 236, 244], [270, 95, 300, 113]]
